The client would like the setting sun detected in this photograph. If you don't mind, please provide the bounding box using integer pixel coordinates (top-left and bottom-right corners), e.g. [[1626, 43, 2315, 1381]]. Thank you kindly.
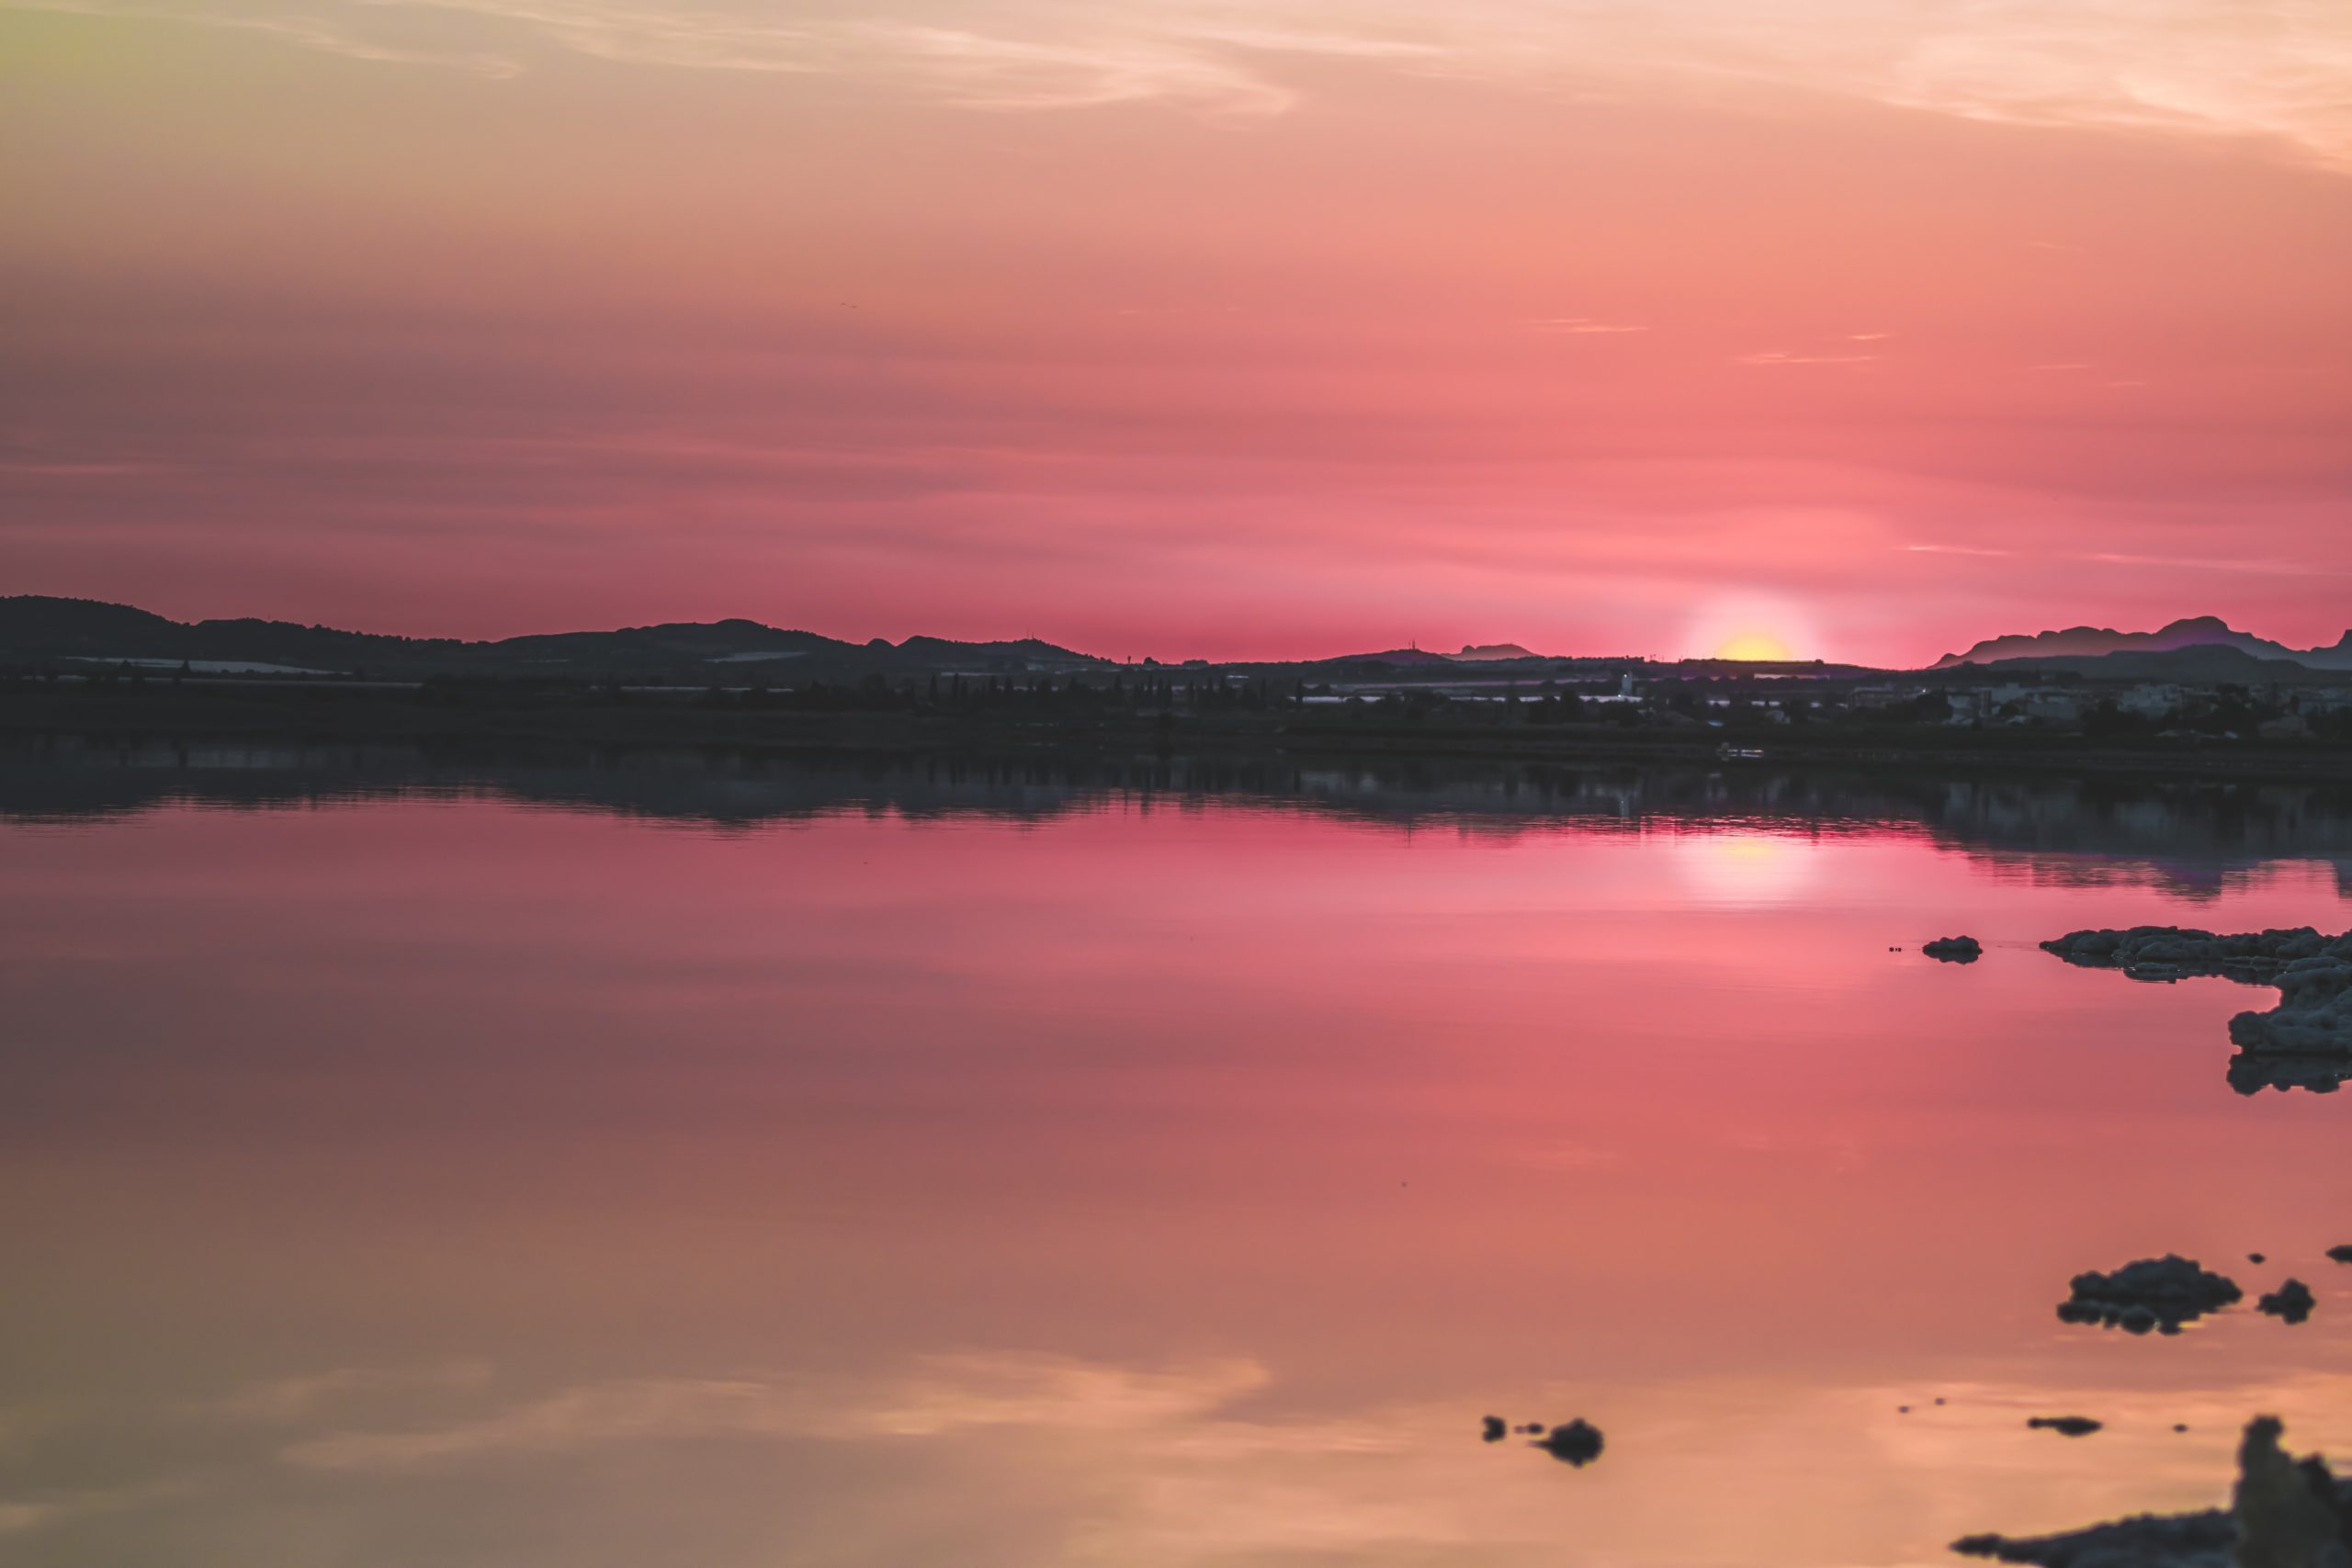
[[1713, 632, 1797, 661], [1687, 593, 1815, 663]]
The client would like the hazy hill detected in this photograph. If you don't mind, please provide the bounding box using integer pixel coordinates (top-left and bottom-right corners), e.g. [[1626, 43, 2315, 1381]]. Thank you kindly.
[[1936, 615, 2352, 671]]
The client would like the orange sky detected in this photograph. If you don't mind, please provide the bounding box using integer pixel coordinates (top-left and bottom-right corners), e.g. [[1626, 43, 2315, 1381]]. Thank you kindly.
[[3, 2, 2348, 663]]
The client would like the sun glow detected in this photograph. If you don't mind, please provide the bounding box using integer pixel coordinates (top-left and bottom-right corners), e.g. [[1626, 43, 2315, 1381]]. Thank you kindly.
[[1713, 632, 1796, 661], [1672, 829, 1821, 907], [1688, 593, 1817, 662]]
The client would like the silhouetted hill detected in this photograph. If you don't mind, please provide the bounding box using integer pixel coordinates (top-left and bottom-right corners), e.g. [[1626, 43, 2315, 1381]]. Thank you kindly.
[[1959, 645, 2325, 681], [1454, 643, 1539, 661], [1325, 648, 1459, 667], [0, 596, 469, 670], [0, 596, 187, 656], [1936, 616, 2352, 671], [893, 635, 1102, 666], [0, 597, 1106, 680]]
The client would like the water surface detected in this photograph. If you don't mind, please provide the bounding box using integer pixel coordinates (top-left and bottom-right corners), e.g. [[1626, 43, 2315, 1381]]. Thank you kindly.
[[3, 746, 2348, 1566]]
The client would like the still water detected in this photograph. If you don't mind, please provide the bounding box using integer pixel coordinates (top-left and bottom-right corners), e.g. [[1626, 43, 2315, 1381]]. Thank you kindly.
[[3, 744, 2349, 1567]]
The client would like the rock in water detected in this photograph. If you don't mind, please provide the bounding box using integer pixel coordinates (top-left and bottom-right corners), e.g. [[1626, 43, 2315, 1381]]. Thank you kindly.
[[1953, 1416, 2351, 1568], [2229, 1055, 2352, 1097], [1953, 1514, 2238, 1566], [2258, 1280, 2317, 1325], [2233, 1416, 2348, 1568], [1534, 1419, 1604, 1467], [2041, 928, 2352, 1085], [2041, 927, 2345, 981], [2057, 1256, 2243, 1334], [2028, 1416, 2104, 1438], [2231, 958, 2352, 1057], [1480, 1414, 1507, 1442], [2331, 1246, 2352, 1265], [1924, 936, 1984, 963]]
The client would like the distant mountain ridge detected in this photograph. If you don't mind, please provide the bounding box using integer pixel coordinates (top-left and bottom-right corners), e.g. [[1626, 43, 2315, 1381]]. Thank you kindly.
[[0, 596, 1107, 679], [1935, 616, 2352, 672], [1942, 645, 2324, 682], [10, 595, 2350, 679]]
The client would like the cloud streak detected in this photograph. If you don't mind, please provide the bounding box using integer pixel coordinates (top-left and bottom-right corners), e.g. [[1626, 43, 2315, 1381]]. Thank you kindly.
[[281, 1354, 1269, 1471], [1738, 351, 1879, 366], [1524, 317, 1651, 335], [12, 0, 2352, 162], [0, 1483, 189, 1540], [212, 1360, 494, 1423]]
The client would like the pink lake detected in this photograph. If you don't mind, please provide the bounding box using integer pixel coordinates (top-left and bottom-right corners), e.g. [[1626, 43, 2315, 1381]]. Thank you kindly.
[[2, 750, 2347, 1567]]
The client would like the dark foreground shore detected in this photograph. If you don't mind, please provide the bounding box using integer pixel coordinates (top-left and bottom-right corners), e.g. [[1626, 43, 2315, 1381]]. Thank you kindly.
[[7, 682, 2352, 783]]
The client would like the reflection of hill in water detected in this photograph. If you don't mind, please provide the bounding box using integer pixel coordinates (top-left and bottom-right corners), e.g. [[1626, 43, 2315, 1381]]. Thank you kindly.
[[5, 737, 2349, 898]]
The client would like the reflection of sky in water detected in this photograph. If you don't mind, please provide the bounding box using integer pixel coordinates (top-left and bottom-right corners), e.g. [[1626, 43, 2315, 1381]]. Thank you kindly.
[[1670, 829, 1824, 907], [2, 773, 2349, 1566]]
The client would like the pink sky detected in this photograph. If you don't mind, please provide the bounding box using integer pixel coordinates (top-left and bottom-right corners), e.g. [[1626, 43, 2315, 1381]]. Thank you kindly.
[[3, 1, 2348, 664]]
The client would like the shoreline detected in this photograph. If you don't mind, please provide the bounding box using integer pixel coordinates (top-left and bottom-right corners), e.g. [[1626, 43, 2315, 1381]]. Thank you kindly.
[[7, 685, 2352, 783]]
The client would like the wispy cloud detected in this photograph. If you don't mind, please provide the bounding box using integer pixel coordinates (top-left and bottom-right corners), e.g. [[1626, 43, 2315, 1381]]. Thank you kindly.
[[1907, 541, 2341, 576], [13, 0, 526, 73], [2077, 549, 2350, 576], [861, 24, 1293, 114], [1871, 0, 2352, 171], [1510, 1142, 1623, 1171], [0, 1483, 189, 1540], [213, 1360, 493, 1423], [1523, 317, 1649, 335], [17, 0, 2352, 163], [1738, 350, 1877, 366], [282, 1354, 1268, 1471], [5, 1, 1419, 116]]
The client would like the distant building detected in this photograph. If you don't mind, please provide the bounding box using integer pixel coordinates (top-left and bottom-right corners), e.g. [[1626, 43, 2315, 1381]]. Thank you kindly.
[[1849, 683, 1923, 711], [2022, 692, 2082, 723], [2118, 682, 2180, 718]]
